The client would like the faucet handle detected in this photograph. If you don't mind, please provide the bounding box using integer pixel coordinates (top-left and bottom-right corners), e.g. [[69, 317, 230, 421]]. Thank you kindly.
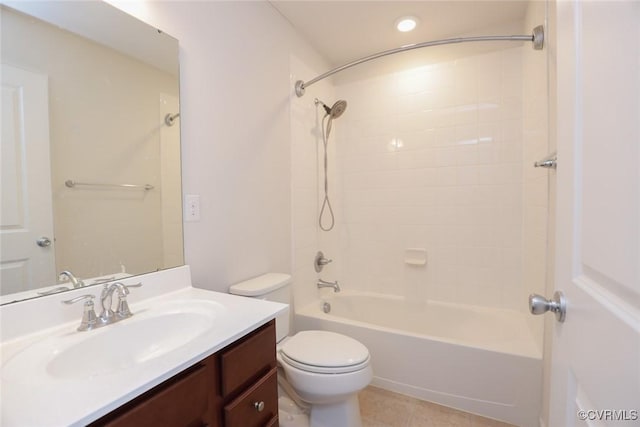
[[116, 297, 132, 318], [124, 282, 143, 288], [38, 286, 71, 296], [62, 295, 97, 331], [314, 251, 333, 272], [111, 282, 142, 295], [111, 282, 141, 318], [62, 294, 94, 305]]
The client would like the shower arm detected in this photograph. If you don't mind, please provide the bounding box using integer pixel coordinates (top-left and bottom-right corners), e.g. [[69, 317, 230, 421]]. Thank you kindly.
[[295, 25, 544, 97]]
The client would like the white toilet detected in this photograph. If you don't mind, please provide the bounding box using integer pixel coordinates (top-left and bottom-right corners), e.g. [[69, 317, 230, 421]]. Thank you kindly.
[[229, 273, 372, 427]]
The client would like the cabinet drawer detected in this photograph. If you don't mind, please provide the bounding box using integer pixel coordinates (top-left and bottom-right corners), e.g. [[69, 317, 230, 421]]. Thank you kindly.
[[224, 368, 278, 427], [95, 365, 209, 427], [220, 320, 276, 398]]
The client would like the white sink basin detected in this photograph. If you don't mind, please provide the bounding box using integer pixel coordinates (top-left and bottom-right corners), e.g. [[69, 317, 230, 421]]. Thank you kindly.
[[48, 311, 212, 379], [3, 299, 225, 381]]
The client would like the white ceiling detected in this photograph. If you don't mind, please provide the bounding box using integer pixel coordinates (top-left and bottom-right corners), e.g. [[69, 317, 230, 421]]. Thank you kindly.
[[270, 1, 531, 81]]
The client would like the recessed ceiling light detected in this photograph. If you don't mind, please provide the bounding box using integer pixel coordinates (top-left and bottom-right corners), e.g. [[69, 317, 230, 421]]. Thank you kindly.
[[396, 16, 418, 33]]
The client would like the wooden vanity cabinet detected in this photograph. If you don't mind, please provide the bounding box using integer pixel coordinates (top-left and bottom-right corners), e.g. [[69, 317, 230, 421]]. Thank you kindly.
[[90, 320, 278, 427], [219, 320, 278, 427]]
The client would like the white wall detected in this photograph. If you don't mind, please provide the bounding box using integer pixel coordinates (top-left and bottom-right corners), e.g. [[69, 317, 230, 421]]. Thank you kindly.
[[110, 1, 330, 292]]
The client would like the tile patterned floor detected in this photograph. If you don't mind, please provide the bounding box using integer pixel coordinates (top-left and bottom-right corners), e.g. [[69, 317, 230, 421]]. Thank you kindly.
[[359, 386, 516, 427]]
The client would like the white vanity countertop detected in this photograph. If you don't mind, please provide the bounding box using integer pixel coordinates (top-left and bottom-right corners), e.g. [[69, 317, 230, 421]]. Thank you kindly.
[[0, 266, 287, 427]]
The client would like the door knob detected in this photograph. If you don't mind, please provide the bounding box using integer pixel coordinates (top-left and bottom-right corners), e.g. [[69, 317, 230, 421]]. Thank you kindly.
[[36, 237, 52, 247], [529, 291, 566, 322]]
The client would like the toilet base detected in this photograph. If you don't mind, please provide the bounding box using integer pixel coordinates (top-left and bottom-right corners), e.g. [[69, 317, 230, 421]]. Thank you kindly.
[[278, 397, 309, 427], [278, 382, 363, 427], [309, 394, 362, 427], [279, 395, 310, 427]]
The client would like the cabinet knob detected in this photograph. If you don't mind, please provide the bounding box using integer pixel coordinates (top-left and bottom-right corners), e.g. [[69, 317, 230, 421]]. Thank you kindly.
[[254, 401, 265, 412]]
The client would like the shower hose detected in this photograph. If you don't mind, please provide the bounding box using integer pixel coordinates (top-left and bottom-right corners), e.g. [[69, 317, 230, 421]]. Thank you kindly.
[[319, 113, 335, 231]]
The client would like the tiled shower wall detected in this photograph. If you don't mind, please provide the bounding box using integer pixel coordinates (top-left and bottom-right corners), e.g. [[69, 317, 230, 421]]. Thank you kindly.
[[334, 47, 530, 311]]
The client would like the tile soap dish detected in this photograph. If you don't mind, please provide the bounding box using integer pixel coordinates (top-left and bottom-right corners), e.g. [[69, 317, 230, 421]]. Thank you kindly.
[[404, 248, 427, 266]]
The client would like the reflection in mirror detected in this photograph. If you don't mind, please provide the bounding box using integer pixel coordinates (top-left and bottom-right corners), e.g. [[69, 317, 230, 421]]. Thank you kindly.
[[0, 2, 183, 304]]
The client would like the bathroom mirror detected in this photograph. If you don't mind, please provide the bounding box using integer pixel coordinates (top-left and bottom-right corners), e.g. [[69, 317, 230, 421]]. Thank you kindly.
[[0, 1, 183, 304]]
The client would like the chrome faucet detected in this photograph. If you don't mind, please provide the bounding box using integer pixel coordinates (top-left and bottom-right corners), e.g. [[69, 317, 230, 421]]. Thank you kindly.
[[99, 282, 123, 323], [62, 282, 142, 331], [59, 270, 85, 288], [317, 279, 340, 293], [99, 282, 140, 324]]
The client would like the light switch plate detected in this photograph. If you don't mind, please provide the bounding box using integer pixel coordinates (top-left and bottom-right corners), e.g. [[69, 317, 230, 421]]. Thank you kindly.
[[184, 194, 200, 222]]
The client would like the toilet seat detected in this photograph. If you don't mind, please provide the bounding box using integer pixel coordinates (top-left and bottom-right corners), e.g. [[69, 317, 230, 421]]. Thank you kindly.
[[279, 330, 370, 374], [280, 352, 370, 374]]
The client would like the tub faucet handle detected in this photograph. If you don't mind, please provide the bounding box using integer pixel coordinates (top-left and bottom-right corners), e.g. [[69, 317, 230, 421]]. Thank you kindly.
[[314, 251, 333, 272]]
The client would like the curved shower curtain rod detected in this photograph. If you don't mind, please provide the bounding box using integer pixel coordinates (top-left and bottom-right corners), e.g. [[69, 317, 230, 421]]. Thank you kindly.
[[295, 25, 544, 97]]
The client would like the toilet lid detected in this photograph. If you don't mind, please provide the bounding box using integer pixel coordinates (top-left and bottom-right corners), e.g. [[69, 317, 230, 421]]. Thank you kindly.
[[280, 331, 370, 374]]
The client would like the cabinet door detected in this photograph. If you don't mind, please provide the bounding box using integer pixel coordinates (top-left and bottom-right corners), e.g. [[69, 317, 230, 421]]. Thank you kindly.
[[93, 365, 209, 427], [224, 368, 278, 427]]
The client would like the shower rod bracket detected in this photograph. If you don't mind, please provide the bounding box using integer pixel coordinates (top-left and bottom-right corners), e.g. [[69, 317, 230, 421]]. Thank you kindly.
[[164, 112, 180, 127], [295, 80, 306, 97], [295, 25, 545, 98], [532, 25, 544, 50]]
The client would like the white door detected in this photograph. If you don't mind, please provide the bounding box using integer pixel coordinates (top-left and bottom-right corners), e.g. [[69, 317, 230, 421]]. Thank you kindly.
[[1, 64, 56, 294], [549, 1, 639, 426]]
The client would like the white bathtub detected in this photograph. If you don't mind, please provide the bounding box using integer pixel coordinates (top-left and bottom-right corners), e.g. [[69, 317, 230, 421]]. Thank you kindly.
[[295, 292, 542, 427]]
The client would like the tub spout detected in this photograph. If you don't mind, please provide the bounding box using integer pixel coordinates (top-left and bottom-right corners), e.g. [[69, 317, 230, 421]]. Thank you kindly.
[[317, 279, 340, 292]]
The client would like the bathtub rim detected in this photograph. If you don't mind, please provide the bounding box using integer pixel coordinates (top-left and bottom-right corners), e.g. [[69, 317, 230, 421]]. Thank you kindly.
[[297, 291, 543, 360]]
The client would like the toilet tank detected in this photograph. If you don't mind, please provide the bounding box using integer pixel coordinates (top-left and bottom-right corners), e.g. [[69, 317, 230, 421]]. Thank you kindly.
[[229, 273, 291, 341]]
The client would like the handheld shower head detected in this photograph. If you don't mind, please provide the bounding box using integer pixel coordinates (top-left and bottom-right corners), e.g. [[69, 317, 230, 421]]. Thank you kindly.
[[315, 98, 348, 119], [314, 98, 347, 232], [329, 100, 347, 118]]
